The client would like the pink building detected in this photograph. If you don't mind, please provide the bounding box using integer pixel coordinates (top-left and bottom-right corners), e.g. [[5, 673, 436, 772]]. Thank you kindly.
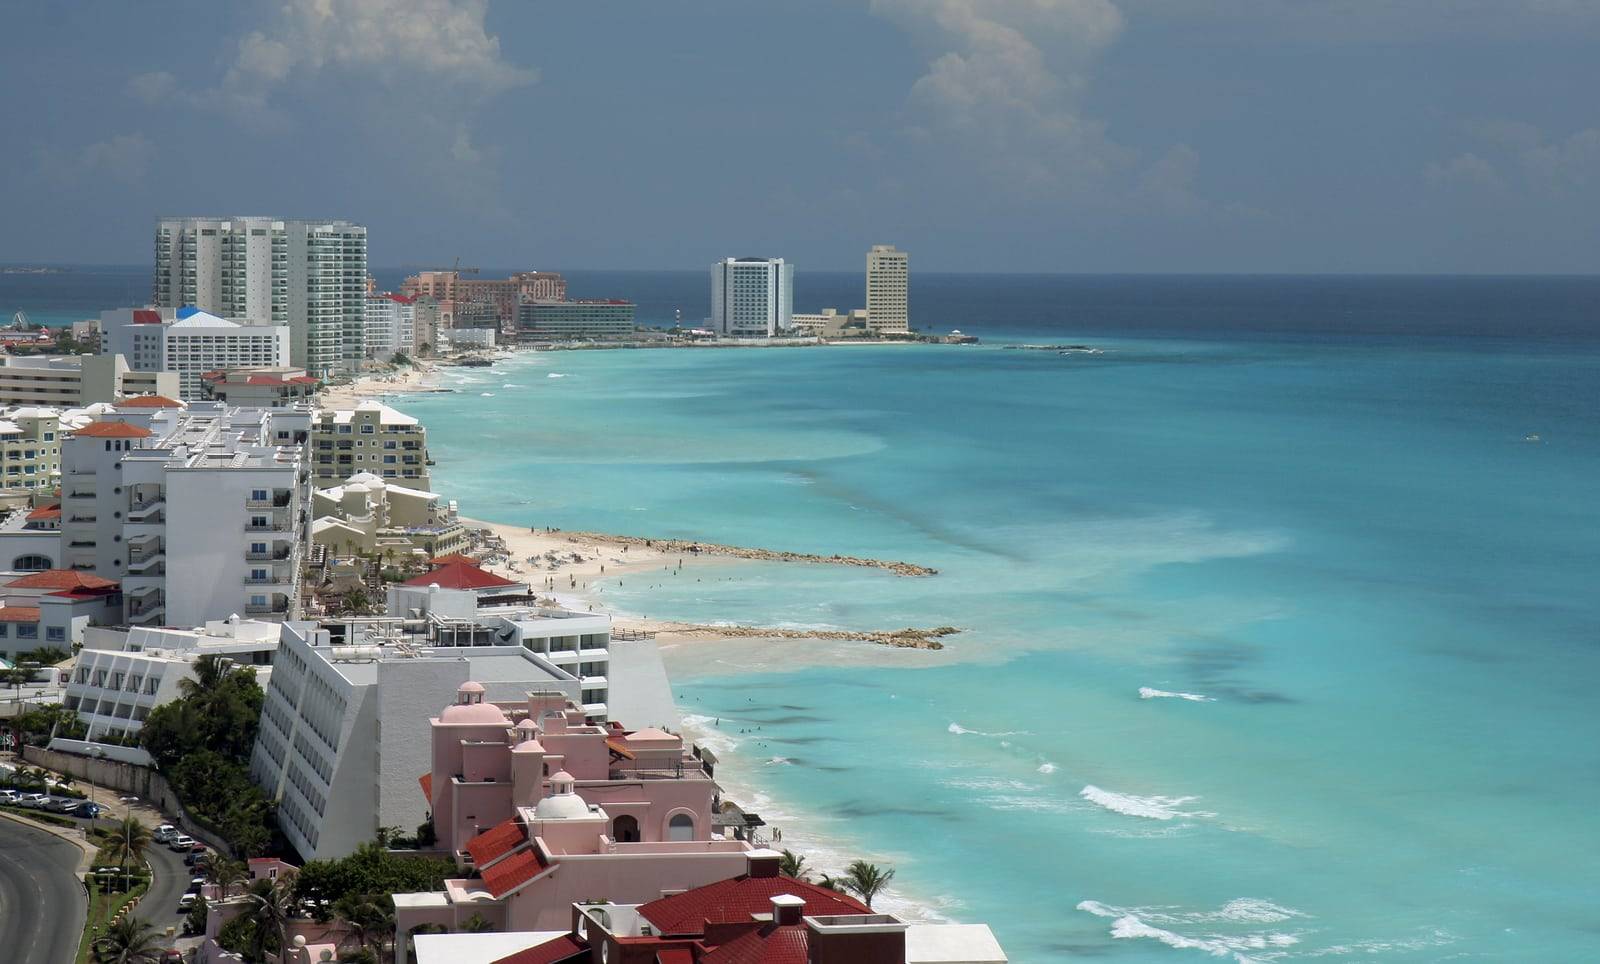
[[395, 683, 748, 963], [425, 683, 718, 856], [401, 271, 568, 326]]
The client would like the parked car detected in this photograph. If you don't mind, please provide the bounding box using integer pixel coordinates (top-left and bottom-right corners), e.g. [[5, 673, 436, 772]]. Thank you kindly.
[[177, 893, 196, 911], [169, 834, 195, 851], [0, 790, 19, 804], [153, 824, 177, 842], [73, 802, 105, 818], [44, 797, 81, 813], [187, 876, 206, 893], [16, 793, 49, 808]]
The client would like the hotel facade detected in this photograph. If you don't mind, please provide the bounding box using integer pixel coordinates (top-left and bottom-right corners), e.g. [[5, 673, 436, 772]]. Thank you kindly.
[[710, 257, 793, 337]]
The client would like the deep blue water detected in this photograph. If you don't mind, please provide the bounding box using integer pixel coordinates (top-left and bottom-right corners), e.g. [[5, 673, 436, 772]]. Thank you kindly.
[[11, 268, 1600, 961]]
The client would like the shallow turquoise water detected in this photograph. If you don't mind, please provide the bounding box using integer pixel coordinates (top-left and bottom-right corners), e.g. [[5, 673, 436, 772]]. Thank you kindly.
[[403, 327, 1599, 961]]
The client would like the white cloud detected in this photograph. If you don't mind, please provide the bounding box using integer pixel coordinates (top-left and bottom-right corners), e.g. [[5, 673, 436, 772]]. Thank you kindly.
[[1423, 152, 1501, 190], [36, 133, 155, 185], [1436, 120, 1600, 193], [869, 0, 1132, 195], [128, 71, 176, 104]]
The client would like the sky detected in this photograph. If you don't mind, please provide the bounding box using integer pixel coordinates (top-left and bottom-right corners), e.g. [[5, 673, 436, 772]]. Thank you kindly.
[[1, 0, 1597, 273]]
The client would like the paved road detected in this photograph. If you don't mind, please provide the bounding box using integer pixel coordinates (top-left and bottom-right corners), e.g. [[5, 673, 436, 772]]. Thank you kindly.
[[0, 818, 87, 964], [140, 837, 191, 938]]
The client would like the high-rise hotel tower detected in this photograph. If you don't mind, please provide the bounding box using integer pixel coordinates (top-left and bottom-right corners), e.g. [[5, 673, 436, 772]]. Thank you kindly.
[[153, 217, 368, 376], [866, 244, 909, 334]]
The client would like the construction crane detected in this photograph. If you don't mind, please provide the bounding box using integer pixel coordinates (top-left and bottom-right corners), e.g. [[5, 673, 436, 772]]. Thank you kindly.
[[451, 256, 479, 275]]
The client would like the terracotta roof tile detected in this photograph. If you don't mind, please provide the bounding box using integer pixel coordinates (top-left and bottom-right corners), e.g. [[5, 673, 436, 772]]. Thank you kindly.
[[24, 505, 60, 520], [490, 934, 586, 964], [8, 570, 118, 591], [465, 817, 526, 868], [117, 395, 183, 408], [639, 876, 869, 937], [0, 607, 42, 623], [419, 773, 433, 804], [701, 925, 810, 964], [479, 846, 549, 898], [72, 422, 153, 439], [402, 560, 521, 591]]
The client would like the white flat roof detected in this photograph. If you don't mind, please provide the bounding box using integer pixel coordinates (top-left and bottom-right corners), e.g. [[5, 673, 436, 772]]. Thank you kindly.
[[413, 931, 567, 964], [905, 924, 1008, 963]]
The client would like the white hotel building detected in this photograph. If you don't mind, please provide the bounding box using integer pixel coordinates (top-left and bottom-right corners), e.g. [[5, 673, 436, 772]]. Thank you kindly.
[[363, 293, 417, 360], [62, 618, 285, 745], [58, 399, 310, 628], [250, 590, 614, 860], [102, 306, 290, 399], [710, 257, 793, 337], [153, 216, 367, 376]]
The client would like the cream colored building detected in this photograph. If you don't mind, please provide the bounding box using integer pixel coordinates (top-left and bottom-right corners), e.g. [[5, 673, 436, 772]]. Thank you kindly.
[[310, 472, 465, 560], [791, 308, 871, 339], [0, 407, 64, 491], [310, 400, 431, 490], [0, 355, 178, 408], [866, 244, 910, 333]]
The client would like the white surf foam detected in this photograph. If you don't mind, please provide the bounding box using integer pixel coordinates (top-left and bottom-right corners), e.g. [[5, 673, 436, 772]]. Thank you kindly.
[[1140, 686, 1215, 702], [502, 383, 520, 388], [764, 756, 793, 766], [1078, 900, 1301, 963], [479, 392, 495, 397], [547, 372, 567, 378], [947, 721, 1030, 737], [1037, 762, 1058, 774], [1080, 784, 1215, 821]]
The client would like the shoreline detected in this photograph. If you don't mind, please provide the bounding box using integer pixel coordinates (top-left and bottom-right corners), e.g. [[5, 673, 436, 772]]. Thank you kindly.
[[458, 517, 952, 647], [532, 529, 937, 577]]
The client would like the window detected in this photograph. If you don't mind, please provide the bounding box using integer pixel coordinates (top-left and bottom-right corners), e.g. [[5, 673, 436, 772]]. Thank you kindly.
[[46, 627, 64, 642], [251, 489, 268, 501], [0, 625, 8, 638], [18, 624, 38, 640], [668, 813, 695, 841], [251, 543, 267, 554]]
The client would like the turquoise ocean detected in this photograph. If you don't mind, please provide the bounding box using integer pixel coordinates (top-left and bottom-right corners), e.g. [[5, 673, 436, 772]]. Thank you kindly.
[[14, 268, 1600, 961]]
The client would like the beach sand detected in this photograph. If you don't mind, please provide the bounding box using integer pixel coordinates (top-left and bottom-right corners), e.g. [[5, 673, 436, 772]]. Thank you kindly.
[[318, 361, 448, 408]]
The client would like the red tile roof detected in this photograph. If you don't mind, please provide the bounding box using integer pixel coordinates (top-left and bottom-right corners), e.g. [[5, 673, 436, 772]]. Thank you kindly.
[[47, 588, 120, 601], [479, 846, 549, 898], [490, 934, 585, 964], [655, 951, 695, 964], [25, 504, 60, 521], [118, 394, 183, 408], [701, 925, 810, 964], [73, 422, 153, 439], [419, 772, 433, 804], [402, 560, 521, 591], [425, 552, 479, 566], [0, 606, 42, 623], [9, 570, 118, 591], [465, 817, 526, 868], [639, 877, 869, 936]]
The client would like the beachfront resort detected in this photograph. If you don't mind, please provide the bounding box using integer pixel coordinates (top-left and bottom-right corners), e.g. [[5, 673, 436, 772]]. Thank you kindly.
[[0, 212, 1008, 964]]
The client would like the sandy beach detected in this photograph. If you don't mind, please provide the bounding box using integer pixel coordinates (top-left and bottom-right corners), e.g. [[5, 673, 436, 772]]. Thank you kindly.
[[317, 361, 449, 408], [457, 516, 957, 650]]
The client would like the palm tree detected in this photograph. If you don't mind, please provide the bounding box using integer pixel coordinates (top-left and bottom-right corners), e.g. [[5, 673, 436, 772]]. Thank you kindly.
[[92, 915, 165, 963], [178, 653, 231, 700], [244, 876, 297, 962], [843, 860, 895, 910], [103, 817, 151, 893], [335, 893, 395, 963], [778, 849, 809, 881], [462, 912, 496, 933], [815, 874, 846, 893], [206, 857, 249, 899]]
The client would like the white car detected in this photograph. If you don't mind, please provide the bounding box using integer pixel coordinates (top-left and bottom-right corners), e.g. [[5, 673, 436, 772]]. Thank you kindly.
[[0, 790, 19, 803], [178, 893, 196, 911], [16, 793, 49, 808], [169, 834, 195, 851], [153, 824, 177, 842]]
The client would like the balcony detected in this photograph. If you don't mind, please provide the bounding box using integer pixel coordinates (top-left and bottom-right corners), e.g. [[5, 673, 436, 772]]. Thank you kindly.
[[244, 523, 289, 533], [126, 554, 164, 576], [245, 549, 293, 562], [245, 601, 289, 616], [246, 493, 293, 508], [244, 574, 289, 586]]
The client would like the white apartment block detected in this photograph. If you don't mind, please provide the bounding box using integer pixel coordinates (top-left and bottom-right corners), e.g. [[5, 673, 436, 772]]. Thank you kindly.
[[0, 354, 178, 408], [62, 619, 285, 744], [251, 600, 613, 860], [153, 216, 368, 376], [309, 401, 430, 490], [710, 257, 793, 337], [363, 294, 417, 360], [102, 306, 290, 399], [58, 400, 311, 628], [866, 244, 910, 333]]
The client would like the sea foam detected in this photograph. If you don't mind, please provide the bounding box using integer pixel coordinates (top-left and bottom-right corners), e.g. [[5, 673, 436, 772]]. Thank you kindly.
[[1140, 686, 1215, 702], [1080, 785, 1215, 821], [947, 722, 1030, 737], [1078, 900, 1302, 963]]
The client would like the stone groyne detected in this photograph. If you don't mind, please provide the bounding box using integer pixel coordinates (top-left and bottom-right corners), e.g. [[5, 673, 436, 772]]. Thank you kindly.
[[648, 623, 962, 650]]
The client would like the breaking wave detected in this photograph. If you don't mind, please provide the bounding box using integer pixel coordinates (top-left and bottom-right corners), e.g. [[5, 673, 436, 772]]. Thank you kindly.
[[947, 722, 1030, 737], [1080, 785, 1216, 821], [1140, 686, 1215, 702], [1078, 900, 1303, 963]]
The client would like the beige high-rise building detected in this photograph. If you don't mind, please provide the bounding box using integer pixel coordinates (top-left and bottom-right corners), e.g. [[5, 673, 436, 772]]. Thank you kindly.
[[866, 244, 910, 334]]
